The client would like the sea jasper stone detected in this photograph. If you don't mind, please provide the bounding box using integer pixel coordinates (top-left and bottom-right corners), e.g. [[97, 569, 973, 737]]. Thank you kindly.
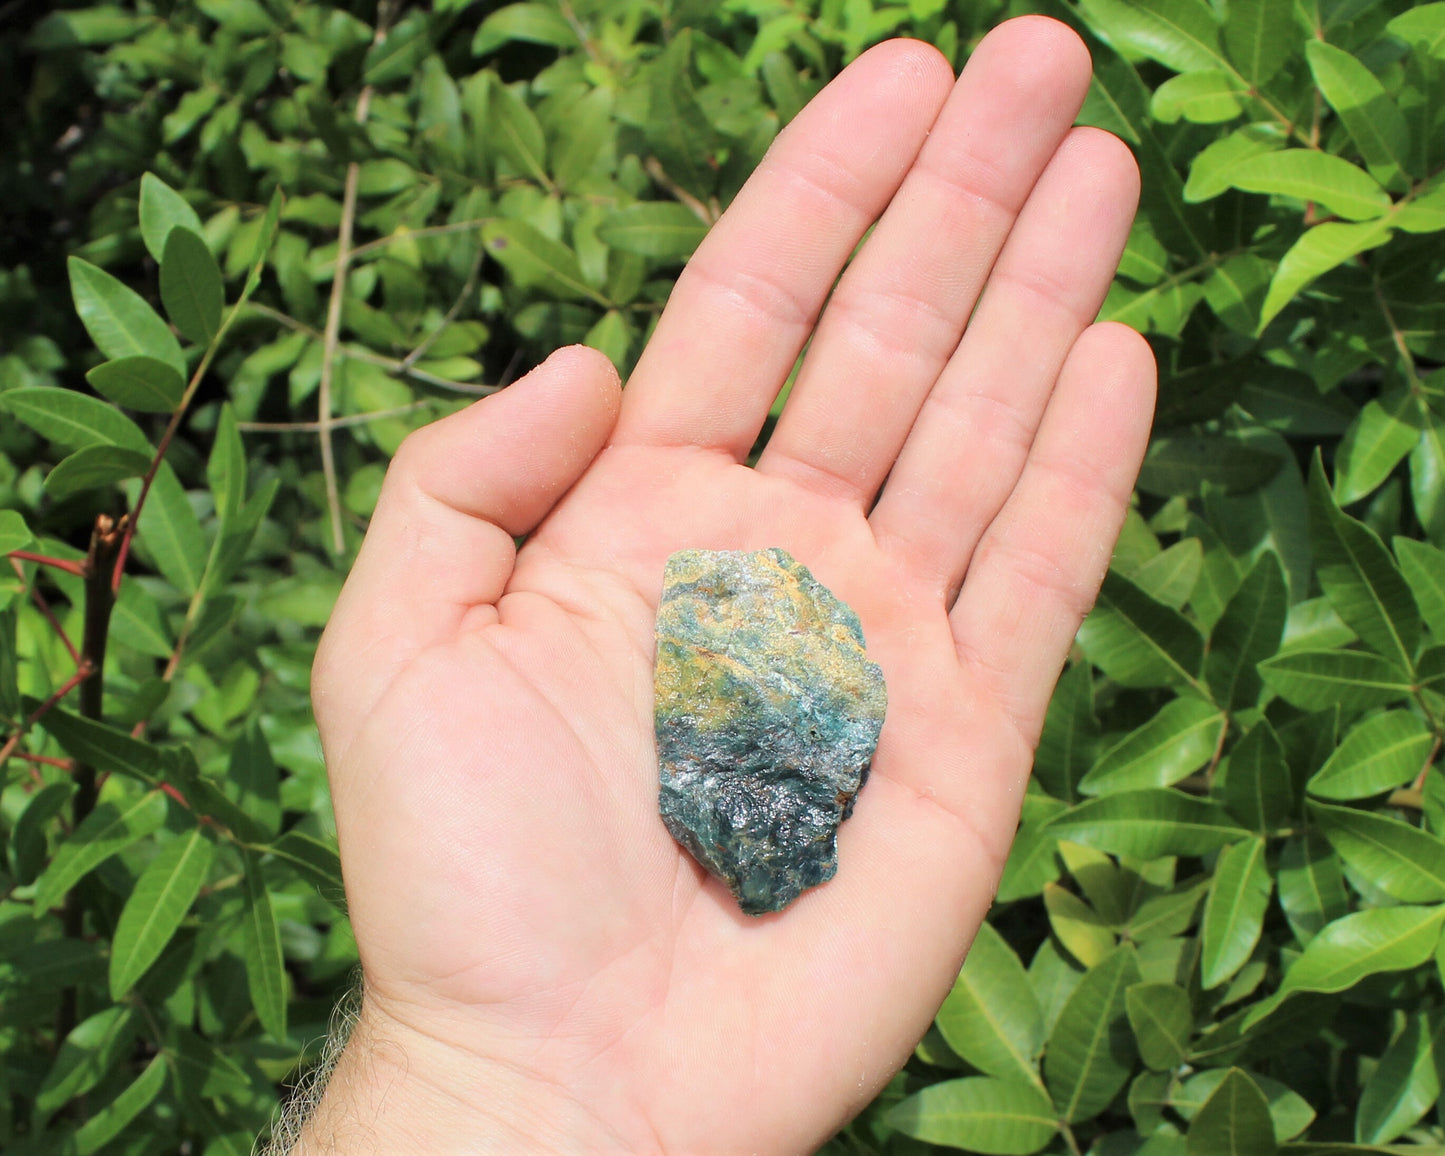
[[654, 548, 887, 915]]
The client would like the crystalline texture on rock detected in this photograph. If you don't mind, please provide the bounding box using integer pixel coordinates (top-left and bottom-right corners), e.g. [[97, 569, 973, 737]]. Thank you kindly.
[[653, 547, 887, 916]]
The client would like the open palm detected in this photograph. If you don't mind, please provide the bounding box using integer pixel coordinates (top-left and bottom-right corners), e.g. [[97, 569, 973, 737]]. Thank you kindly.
[[305, 18, 1155, 1155]]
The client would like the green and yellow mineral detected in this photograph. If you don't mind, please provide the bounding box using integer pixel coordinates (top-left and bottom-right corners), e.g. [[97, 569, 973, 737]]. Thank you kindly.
[[654, 548, 887, 915]]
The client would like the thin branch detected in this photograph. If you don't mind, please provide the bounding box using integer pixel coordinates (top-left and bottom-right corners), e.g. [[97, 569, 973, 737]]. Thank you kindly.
[[16, 752, 75, 770], [14, 559, 81, 667], [110, 298, 244, 592], [245, 302, 501, 396], [317, 162, 360, 555], [396, 247, 485, 373], [0, 662, 91, 771], [347, 219, 492, 260], [9, 550, 86, 577], [314, 8, 395, 554], [238, 401, 437, 433], [1413, 736, 1442, 793], [644, 156, 717, 224], [1374, 271, 1425, 392]]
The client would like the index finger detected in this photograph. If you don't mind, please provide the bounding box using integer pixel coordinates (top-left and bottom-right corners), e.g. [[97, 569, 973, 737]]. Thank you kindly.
[[612, 39, 955, 459]]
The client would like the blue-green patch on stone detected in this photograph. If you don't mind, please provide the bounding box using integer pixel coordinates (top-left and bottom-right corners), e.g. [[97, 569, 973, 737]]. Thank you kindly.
[[654, 548, 887, 915]]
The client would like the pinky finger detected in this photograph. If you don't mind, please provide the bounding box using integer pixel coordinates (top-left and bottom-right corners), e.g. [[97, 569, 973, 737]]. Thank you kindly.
[[948, 322, 1155, 744]]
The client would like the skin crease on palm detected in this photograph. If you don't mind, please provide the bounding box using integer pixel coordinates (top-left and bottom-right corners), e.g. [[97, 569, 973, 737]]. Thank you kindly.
[[299, 15, 1156, 1156]]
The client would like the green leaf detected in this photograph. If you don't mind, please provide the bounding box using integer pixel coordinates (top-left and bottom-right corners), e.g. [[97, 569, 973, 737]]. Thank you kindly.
[[34, 1005, 140, 1120], [0, 508, 34, 554], [1311, 800, 1445, 902], [139, 173, 205, 264], [1186, 1068, 1278, 1156], [1306, 40, 1413, 184], [885, 1076, 1058, 1154], [482, 219, 601, 303], [1082, 52, 1208, 260], [160, 226, 225, 345], [1185, 124, 1286, 202], [139, 461, 207, 596], [1247, 904, 1445, 1028], [10, 781, 75, 885], [1045, 880, 1116, 967], [363, 10, 432, 86], [1200, 836, 1272, 989], [1260, 219, 1394, 330], [1258, 649, 1414, 711], [1223, 720, 1293, 833], [1309, 453, 1421, 670], [0, 385, 152, 452], [1044, 944, 1142, 1123], [1206, 552, 1288, 710], [44, 444, 152, 499], [1044, 790, 1247, 859], [1224, 0, 1297, 85], [1355, 1009, 1445, 1143], [32, 788, 168, 913], [935, 922, 1045, 1083], [1128, 876, 1209, 942], [1080, 0, 1224, 74], [1077, 569, 1205, 689], [166, 750, 269, 843], [229, 723, 280, 838], [28, 7, 150, 47], [1150, 70, 1243, 124], [1138, 435, 1284, 496], [86, 354, 186, 412], [109, 825, 215, 998], [1227, 149, 1391, 220], [488, 78, 549, 185], [1277, 830, 1350, 944], [1079, 697, 1225, 796], [243, 188, 284, 299], [1034, 662, 1100, 802], [472, 2, 579, 54], [1335, 392, 1421, 504], [1126, 982, 1193, 1070], [1173, 1068, 1315, 1141], [1395, 537, 1445, 639], [269, 829, 345, 904], [1388, 3, 1445, 57], [1130, 537, 1204, 609], [646, 34, 722, 201], [38, 707, 162, 784], [1307, 711, 1433, 800], [241, 849, 287, 1039], [597, 203, 709, 261], [208, 402, 246, 533], [0, 937, 104, 991], [68, 256, 185, 375], [71, 1053, 167, 1155]]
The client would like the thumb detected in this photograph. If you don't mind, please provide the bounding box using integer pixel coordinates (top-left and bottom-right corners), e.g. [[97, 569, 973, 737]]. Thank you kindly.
[[313, 345, 622, 746]]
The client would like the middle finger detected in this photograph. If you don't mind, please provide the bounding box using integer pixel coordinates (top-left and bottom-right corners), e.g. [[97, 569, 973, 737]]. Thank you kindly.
[[753, 16, 1092, 504]]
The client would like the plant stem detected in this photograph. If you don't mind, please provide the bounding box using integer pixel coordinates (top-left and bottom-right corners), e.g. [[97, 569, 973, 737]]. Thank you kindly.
[[57, 513, 123, 1041], [9, 550, 87, 577], [317, 160, 359, 556]]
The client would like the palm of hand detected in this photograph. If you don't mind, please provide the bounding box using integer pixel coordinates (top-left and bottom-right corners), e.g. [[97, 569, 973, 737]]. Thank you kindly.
[[330, 446, 999, 1151], [309, 18, 1154, 1155]]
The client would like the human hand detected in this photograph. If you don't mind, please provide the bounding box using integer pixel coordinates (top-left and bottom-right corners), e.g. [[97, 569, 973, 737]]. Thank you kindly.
[[301, 15, 1154, 1154]]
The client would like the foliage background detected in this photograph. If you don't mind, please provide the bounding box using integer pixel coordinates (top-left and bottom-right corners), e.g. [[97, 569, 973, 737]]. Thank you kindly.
[[3, 0, 1445, 1152]]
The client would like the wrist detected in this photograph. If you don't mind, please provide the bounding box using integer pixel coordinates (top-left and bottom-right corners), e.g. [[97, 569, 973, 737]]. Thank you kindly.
[[290, 995, 640, 1154]]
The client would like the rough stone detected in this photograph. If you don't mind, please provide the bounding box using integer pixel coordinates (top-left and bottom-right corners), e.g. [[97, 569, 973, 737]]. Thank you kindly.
[[653, 548, 887, 915]]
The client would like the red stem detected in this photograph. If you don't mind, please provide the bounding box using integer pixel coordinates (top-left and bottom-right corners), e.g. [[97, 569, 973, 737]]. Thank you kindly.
[[9, 551, 86, 578], [24, 576, 80, 666], [0, 662, 92, 769]]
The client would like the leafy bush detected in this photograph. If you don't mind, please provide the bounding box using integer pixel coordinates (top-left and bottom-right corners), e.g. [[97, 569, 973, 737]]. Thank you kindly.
[[1, 0, 1444, 1153]]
